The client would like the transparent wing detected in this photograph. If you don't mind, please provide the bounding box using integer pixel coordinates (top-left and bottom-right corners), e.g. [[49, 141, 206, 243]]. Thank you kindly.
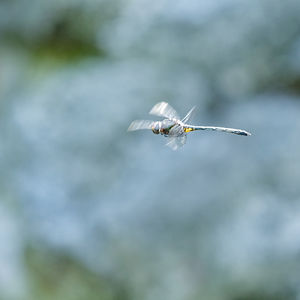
[[127, 120, 155, 131], [166, 135, 187, 150], [166, 124, 187, 150], [169, 124, 185, 137], [149, 102, 180, 120], [181, 106, 196, 124]]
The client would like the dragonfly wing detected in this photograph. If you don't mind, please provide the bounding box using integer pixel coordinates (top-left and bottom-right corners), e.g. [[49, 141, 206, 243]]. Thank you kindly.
[[169, 124, 185, 137], [181, 106, 196, 123], [166, 135, 187, 150], [127, 120, 155, 131], [149, 102, 180, 120]]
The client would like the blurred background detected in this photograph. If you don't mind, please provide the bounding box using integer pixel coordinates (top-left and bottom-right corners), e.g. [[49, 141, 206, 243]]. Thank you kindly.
[[1, 0, 300, 299]]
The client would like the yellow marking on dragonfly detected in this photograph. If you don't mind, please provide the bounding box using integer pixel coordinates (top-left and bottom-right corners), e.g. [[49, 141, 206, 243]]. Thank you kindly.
[[184, 127, 195, 133]]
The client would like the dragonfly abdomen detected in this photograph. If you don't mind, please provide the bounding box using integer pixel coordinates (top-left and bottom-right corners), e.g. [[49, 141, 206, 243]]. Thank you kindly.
[[186, 125, 251, 136]]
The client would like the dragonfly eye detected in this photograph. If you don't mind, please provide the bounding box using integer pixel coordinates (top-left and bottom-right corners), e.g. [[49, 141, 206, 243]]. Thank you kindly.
[[152, 123, 160, 134]]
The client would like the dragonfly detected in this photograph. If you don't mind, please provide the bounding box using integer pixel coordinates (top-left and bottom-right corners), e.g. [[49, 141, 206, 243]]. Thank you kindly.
[[128, 102, 251, 150]]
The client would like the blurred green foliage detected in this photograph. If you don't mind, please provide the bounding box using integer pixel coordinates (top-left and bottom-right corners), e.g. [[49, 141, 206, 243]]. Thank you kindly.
[[26, 246, 129, 300]]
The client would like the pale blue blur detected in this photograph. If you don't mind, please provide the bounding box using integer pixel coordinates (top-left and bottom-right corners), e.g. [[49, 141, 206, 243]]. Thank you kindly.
[[1, 0, 300, 299]]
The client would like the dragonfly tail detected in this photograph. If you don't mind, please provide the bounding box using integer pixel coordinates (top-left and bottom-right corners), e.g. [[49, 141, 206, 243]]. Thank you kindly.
[[186, 125, 251, 136]]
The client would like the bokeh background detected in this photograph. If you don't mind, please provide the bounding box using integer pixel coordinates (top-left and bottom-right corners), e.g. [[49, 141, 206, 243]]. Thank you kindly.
[[1, 0, 300, 299]]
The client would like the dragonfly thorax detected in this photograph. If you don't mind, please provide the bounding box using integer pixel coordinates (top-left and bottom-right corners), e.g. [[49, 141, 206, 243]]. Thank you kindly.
[[151, 119, 176, 136]]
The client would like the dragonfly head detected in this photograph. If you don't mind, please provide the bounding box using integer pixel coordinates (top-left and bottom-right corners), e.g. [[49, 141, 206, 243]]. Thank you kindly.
[[151, 122, 160, 134]]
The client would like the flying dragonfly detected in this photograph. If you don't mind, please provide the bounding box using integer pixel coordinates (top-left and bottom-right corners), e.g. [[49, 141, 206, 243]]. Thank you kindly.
[[128, 102, 251, 150]]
